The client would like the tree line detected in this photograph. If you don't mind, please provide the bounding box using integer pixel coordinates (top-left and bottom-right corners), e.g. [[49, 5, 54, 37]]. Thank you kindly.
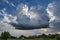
[[0, 32, 60, 40]]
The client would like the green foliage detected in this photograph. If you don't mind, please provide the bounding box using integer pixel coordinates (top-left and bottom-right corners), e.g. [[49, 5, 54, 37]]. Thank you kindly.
[[55, 34, 60, 40], [10, 36, 17, 39], [0, 32, 60, 40], [19, 35, 26, 39], [1, 32, 11, 40]]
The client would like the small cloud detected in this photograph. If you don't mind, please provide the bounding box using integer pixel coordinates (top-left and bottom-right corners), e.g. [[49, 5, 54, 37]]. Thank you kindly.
[[3, 0, 15, 7]]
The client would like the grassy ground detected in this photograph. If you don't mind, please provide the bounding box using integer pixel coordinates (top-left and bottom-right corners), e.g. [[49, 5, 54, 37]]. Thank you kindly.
[[0, 38, 58, 40], [0, 38, 57, 40]]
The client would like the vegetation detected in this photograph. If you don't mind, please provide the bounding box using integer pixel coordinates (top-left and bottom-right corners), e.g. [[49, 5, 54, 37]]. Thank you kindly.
[[0, 32, 60, 40], [1, 32, 11, 40]]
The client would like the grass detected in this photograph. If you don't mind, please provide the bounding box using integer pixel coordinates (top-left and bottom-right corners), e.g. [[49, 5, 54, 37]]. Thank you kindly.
[[0, 38, 57, 40], [0, 38, 58, 40]]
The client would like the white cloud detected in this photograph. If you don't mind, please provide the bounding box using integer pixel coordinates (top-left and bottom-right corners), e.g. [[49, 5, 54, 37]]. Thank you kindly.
[[10, 3, 15, 7], [46, 1, 60, 33], [16, 3, 49, 26], [3, 0, 15, 7], [0, 8, 17, 23]]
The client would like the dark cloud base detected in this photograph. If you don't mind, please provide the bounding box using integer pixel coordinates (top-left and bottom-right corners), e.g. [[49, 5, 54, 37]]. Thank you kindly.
[[9, 23, 49, 30]]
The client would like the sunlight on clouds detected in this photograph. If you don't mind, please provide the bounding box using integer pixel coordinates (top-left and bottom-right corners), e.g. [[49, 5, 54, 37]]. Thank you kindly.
[[40, 28, 48, 32], [56, 32, 60, 34], [3, 16, 11, 23], [21, 4, 39, 19], [46, 3, 56, 22], [46, 8, 56, 22], [9, 30, 37, 37], [16, 3, 49, 26], [29, 12, 38, 19], [22, 4, 28, 14]]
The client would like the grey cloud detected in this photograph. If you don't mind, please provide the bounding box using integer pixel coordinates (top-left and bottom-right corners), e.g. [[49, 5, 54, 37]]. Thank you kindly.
[[10, 3, 49, 30], [46, 1, 60, 32], [0, 5, 49, 37], [9, 22, 49, 30]]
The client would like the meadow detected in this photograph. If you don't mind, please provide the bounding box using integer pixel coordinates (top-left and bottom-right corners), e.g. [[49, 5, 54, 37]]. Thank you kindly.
[[0, 38, 59, 40]]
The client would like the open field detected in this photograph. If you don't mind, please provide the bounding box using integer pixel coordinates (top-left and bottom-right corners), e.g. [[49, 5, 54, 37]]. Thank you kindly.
[[0, 38, 58, 40]]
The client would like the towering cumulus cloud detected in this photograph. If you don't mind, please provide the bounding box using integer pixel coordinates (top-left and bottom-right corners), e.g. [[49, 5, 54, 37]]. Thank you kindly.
[[10, 3, 49, 30], [46, 2, 60, 32], [0, 3, 49, 37]]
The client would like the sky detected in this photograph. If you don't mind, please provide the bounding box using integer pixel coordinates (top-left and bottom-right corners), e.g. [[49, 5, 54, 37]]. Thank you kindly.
[[0, 0, 60, 37]]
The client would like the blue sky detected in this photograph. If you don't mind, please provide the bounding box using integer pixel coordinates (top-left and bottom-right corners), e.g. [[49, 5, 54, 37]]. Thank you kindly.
[[0, 0, 58, 14], [0, 0, 60, 37]]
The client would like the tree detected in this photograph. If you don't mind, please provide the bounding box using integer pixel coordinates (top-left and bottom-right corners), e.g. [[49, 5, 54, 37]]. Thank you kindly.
[[41, 34, 47, 38], [1, 32, 11, 40], [55, 34, 60, 40], [19, 35, 26, 39], [10, 36, 17, 39]]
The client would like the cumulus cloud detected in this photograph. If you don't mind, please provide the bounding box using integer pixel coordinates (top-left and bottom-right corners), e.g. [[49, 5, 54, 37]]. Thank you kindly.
[[0, 8, 43, 37], [0, 3, 50, 37], [10, 3, 49, 30], [46, 1, 60, 33], [0, 8, 17, 36], [0, 8, 17, 23]]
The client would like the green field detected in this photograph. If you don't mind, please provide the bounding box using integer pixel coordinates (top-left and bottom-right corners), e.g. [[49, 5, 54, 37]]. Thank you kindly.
[[0, 38, 58, 40]]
